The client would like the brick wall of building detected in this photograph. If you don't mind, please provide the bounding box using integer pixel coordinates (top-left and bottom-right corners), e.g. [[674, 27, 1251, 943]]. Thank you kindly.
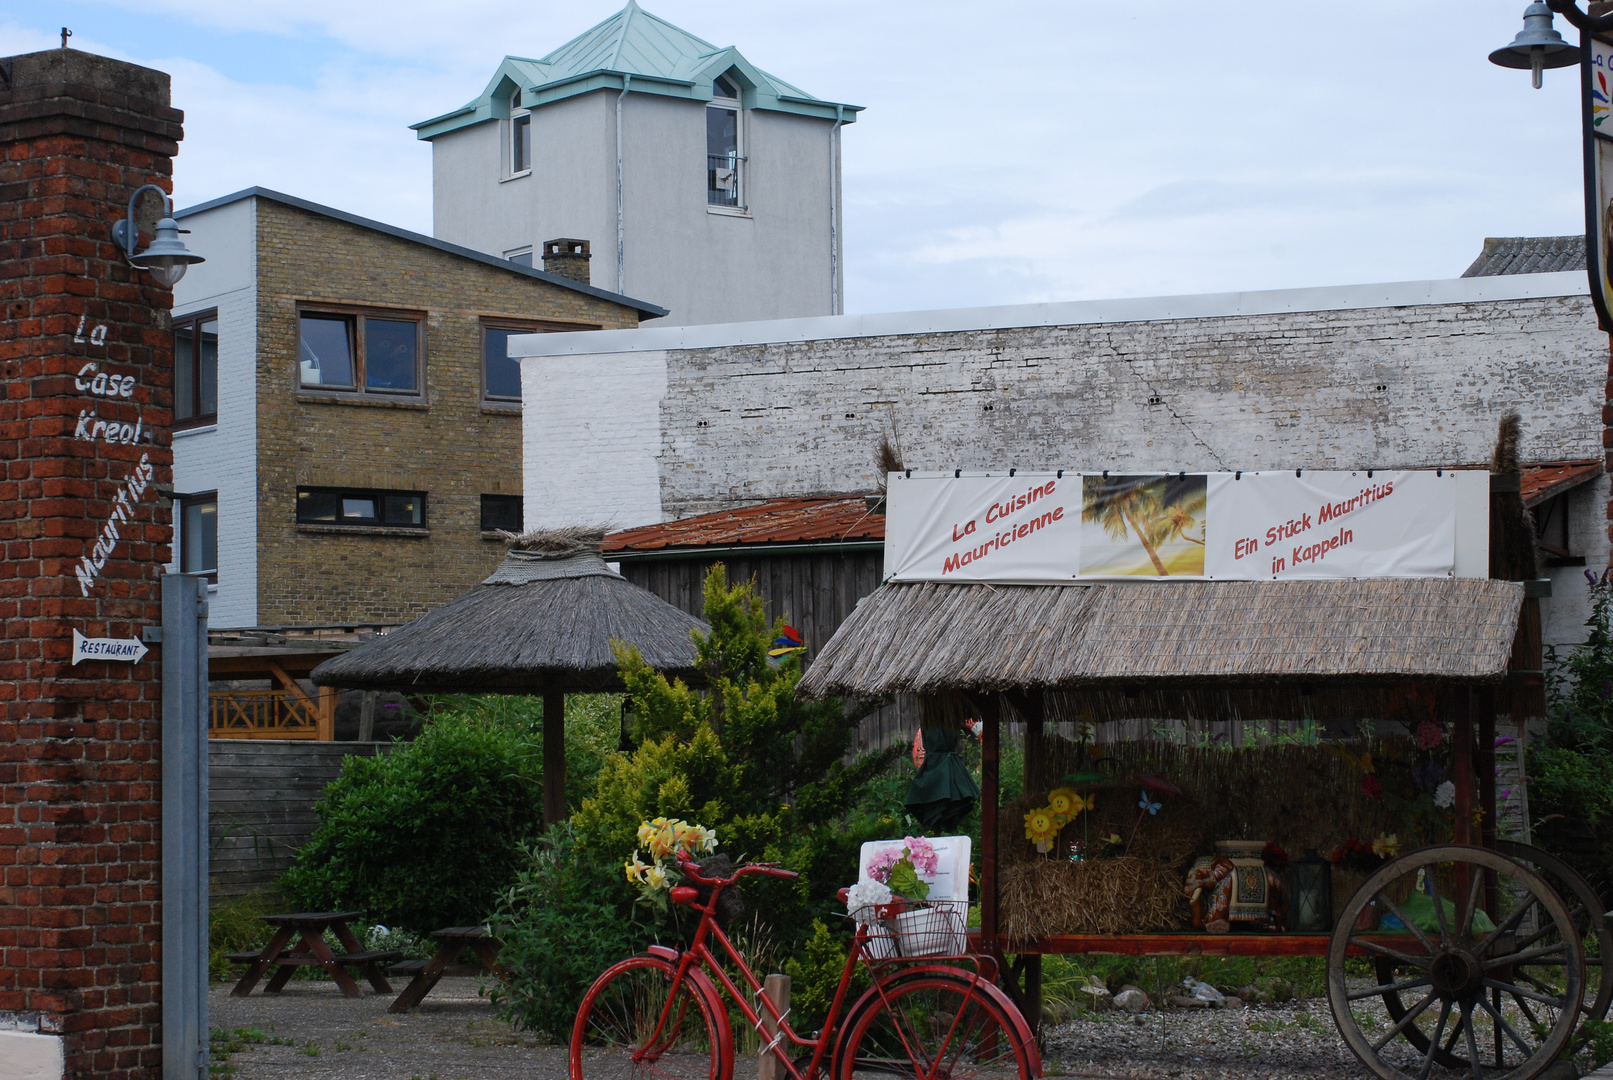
[[252, 199, 640, 625], [0, 48, 181, 1080]]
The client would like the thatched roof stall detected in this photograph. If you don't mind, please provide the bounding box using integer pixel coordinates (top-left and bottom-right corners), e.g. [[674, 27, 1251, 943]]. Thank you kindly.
[[796, 577, 1524, 712], [312, 530, 709, 823], [796, 575, 1529, 973]]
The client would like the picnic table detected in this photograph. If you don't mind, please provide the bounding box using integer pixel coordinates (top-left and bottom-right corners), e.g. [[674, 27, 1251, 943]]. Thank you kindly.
[[229, 910, 401, 998], [387, 925, 507, 1013]]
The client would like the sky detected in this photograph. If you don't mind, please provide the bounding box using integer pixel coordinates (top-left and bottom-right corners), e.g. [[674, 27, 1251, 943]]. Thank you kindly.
[[3, 2, 1590, 314]]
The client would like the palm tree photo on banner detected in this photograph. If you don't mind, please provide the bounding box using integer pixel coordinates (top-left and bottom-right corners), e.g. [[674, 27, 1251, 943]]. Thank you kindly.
[[1080, 474, 1207, 577]]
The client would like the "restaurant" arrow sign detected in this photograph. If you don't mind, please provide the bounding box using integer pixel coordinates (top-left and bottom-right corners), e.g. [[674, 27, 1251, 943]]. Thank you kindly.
[[71, 628, 149, 665]]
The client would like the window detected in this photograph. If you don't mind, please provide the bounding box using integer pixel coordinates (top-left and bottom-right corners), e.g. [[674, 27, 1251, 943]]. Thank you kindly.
[[482, 324, 528, 402], [297, 487, 427, 529], [505, 248, 534, 268], [179, 494, 218, 580], [173, 311, 218, 426], [511, 91, 531, 175], [481, 494, 523, 533], [298, 308, 423, 396], [707, 76, 742, 209]]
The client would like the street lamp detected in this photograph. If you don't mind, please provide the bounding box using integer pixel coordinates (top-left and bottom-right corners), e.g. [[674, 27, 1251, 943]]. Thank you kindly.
[[1490, 2, 1578, 88], [111, 184, 204, 287]]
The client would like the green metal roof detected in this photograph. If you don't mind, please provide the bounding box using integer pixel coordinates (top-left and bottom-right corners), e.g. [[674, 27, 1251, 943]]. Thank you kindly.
[[412, 1, 861, 140]]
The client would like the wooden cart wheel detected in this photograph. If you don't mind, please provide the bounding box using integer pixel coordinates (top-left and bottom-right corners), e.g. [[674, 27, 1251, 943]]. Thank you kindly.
[[1495, 842, 1613, 1030], [1328, 845, 1584, 1080], [1374, 841, 1612, 1067]]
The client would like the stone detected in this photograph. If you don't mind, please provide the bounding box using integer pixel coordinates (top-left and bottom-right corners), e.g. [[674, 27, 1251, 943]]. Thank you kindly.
[[1112, 988, 1149, 1014], [1167, 995, 1211, 1009], [1182, 977, 1228, 1007]]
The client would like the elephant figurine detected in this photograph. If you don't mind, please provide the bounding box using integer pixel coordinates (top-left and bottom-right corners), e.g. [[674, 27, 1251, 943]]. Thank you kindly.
[[1185, 851, 1286, 933]]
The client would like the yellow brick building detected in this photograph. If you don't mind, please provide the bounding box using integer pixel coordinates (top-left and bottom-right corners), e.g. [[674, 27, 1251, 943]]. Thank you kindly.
[[169, 188, 665, 627]]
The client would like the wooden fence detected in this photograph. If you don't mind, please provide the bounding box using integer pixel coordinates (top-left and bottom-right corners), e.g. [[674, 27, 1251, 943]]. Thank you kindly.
[[210, 688, 335, 740]]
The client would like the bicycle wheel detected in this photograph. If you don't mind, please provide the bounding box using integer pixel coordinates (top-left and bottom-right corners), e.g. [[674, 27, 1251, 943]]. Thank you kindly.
[[571, 954, 728, 1080], [1329, 845, 1583, 1080], [835, 975, 1033, 1080]]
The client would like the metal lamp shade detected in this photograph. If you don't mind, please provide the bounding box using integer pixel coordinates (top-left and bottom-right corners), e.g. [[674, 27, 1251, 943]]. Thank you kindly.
[[1286, 850, 1333, 933], [1490, 2, 1578, 87], [131, 216, 205, 286]]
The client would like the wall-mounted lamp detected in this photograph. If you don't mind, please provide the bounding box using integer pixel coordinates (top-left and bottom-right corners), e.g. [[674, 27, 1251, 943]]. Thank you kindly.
[[111, 184, 204, 286], [1489, 1, 1577, 88]]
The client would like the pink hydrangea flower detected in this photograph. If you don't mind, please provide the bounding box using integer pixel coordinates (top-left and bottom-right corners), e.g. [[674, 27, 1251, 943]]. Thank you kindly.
[[1415, 721, 1444, 751], [902, 836, 939, 876], [866, 847, 901, 883]]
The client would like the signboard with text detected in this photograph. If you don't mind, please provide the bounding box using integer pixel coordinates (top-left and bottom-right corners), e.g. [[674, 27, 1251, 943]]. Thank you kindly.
[[1584, 33, 1613, 331], [883, 470, 1488, 584]]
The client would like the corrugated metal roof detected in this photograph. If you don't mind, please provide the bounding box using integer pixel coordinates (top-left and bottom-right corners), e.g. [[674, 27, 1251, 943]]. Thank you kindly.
[[414, 2, 860, 139], [603, 497, 885, 554], [1462, 236, 1586, 277], [1522, 459, 1602, 507]]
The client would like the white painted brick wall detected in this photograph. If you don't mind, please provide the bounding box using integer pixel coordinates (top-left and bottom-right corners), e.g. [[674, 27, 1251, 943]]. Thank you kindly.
[[649, 295, 1604, 518], [521, 284, 1610, 641], [521, 352, 667, 530]]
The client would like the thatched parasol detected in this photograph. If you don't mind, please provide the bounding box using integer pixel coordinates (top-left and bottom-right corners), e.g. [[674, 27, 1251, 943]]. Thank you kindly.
[[312, 528, 709, 823]]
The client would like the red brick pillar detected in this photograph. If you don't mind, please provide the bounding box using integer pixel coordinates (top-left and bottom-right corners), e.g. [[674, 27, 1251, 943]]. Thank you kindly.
[[0, 48, 182, 1080]]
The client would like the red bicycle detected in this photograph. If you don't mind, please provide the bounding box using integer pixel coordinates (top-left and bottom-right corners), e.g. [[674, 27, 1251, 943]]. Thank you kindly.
[[570, 857, 1040, 1080]]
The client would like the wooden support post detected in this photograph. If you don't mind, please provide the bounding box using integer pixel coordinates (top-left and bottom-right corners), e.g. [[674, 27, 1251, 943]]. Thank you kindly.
[[317, 686, 336, 742], [1023, 953, 1043, 1036], [978, 694, 1000, 953], [1477, 687, 1499, 918], [758, 973, 790, 1080], [357, 690, 376, 742], [1450, 687, 1474, 847], [544, 690, 566, 827]]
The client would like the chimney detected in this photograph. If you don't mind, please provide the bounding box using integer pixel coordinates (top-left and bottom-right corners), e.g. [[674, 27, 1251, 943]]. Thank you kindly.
[[541, 238, 591, 285]]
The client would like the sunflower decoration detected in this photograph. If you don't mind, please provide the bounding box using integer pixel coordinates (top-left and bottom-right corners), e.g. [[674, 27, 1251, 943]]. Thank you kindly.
[[1024, 807, 1061, 854], [1046, 788, 1080, 824]]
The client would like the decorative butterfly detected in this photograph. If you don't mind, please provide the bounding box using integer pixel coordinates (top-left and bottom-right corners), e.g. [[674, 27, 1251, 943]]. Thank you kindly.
[[1137, 791, 1161, 815], [1071, 793, 1096, 814]]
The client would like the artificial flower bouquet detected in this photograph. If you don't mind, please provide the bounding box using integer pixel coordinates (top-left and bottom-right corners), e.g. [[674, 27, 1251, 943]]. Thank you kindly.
[[625, 816, 718, 910], [845, 835, 967, 957]]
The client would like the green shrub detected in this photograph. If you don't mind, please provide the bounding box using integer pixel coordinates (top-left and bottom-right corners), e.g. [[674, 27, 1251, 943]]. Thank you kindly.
[[428, 692, 624, 811], [576, 565, 901, 954], [782, 920, 866, 1034], [280, 712, 544, 934], [488, 823, 650, 1041], [209, 890, 278, 982], [1536, 575, 1613, 895]]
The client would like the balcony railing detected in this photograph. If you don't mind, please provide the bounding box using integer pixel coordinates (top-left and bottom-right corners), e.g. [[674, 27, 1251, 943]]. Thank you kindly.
[[211, 688, 334, 740], [707, 154, 742, 208]]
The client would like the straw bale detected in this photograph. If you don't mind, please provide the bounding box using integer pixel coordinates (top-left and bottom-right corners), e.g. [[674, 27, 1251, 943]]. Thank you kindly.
[[999, 858, 1186, 943], [797, 578, 1523, 702]]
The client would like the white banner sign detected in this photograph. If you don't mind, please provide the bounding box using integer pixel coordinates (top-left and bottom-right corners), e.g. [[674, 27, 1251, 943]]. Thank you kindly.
[[884, 471, 1482, 583]]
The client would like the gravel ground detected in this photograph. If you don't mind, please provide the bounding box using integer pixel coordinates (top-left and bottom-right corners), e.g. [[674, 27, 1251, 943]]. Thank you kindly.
[[209, 978, 565, 1080], [1044, 999, 1373, 1079], [214, 977, 1577, 1080]]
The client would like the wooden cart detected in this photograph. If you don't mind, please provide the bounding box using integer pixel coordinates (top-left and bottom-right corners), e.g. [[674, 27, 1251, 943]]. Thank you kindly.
[[801, 574, 1609, 1080]]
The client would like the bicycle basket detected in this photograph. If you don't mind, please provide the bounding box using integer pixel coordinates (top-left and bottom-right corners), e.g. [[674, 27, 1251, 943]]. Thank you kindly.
[[851, 899, 969, 959]]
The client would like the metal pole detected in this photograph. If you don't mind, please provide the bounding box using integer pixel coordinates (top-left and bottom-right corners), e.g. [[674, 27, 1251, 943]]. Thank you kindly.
[[162, 574, 209, 1080]]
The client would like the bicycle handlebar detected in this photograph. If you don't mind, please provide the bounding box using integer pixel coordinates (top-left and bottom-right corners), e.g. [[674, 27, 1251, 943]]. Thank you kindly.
[[676, 858, 799, 888]]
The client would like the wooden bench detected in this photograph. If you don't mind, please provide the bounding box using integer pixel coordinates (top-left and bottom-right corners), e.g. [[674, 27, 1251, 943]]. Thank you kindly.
[[230, 911, 401, 998], [387, 926, 507, 1013]]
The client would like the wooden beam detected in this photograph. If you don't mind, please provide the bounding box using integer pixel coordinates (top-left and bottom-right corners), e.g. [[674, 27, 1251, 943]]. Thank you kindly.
[[1450, 686, 1474, 847], [544, 690, 566, 827], [1005, 691, 1045, 797], [969, 693, 1001, 954]]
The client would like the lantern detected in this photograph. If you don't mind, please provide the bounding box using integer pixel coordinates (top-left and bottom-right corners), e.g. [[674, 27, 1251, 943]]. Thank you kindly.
[[1286, 850, 1333, 932]]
